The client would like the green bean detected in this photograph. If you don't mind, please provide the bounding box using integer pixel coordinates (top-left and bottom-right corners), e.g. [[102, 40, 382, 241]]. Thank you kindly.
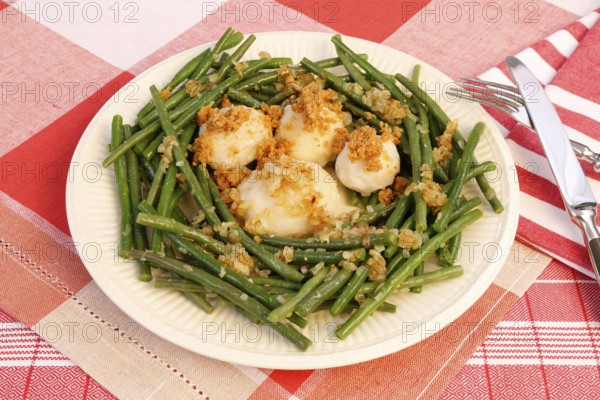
[[189, 28, 235, 81], [336, 209, 482, 339], [330, 266, 369, 316], [296, 268, 354, 317], [433, 161, 449, 183], [410, 263, 424, 293], [395, 73, 504, 214], [385, 195, 411, 229], [292, 248, 366, 265], [268, 267, 330, 322], [150, 85, 177, 137], [331, 35, 407, 103], [132, 250, 311, 351], [335, 45, 372, 91], [448, 145, 460, 180], [146, 162, 166, 207], [384, 244, 399, 259], [136, 30, 242, 122], [123, 125, 151, 281], [136, 211, 226, 255], [438, 232, 462, 267], [249, 277, 302, 291], [184, 291, 215, 313], [235, 72, 279, 91], [258, 230, 397, 251], [413, 191, 427, 233], [154, 277, 207, 293], [433, 123, 483, 232], [359, 265, 464, 295], [171, 146, 220, 225], [227, 88, 262, 108], [267, 86, 295, 105], [254, 84, 279, 96], [400, 214, 415, 230], [360, 200, 399, 225], [111, 115, 133, 257], [138, 91, 190, 129], [300, 58, 368, 107], [141, 133, 165, 161]]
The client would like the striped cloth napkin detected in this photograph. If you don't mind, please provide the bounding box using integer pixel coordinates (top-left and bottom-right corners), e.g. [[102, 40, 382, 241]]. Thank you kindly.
[[478, 11, 600, 278]]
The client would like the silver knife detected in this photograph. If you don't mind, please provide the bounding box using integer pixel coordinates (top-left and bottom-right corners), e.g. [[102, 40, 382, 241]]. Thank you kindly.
[[506, 56, 600, 284]]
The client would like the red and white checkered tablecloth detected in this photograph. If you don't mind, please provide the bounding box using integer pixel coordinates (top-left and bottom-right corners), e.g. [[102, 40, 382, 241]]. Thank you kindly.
[[2, 1, 600, 399]]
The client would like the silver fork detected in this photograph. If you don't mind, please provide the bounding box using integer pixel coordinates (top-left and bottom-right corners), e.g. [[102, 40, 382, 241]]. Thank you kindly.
[[448, 77, 600, 172]]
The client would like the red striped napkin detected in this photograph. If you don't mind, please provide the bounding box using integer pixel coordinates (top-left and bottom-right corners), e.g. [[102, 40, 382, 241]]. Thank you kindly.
[[477, 10, 600, 278]]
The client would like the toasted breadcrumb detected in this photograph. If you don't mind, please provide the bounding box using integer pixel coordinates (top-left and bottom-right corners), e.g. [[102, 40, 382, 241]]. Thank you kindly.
[[347, 126, 383, 172], [185, 80, 204, 97], [362, 88, 409, 123], [260, 103, 283, 129], [193, 134, 212, 165], [378, 188, 394, 205], [405, 181, 448, 213], [397, 229, 422, 250], [393, 176, 409, 196], [196, 105, 215, 125], [214, 165, 252, 190], [366, 248, 387, 282], [255, 137, 291, 168], [160, 88, 171, 100], [235, 61, 249, 74], [221, 94, 232, 108], [331, 128, 350, 155], [433, 119, 457, 168], [290, 85, 344, 133], [217, 244, 254, 276], [176, 172, 186, 185], [379, 122, 402, 143]]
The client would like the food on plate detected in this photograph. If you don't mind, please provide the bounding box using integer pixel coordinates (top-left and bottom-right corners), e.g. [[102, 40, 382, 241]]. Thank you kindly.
[[101, 28, 503, 351]]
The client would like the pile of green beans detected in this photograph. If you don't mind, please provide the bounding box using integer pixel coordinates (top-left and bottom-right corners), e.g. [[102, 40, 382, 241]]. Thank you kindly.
[[103, 28, 502, 350]]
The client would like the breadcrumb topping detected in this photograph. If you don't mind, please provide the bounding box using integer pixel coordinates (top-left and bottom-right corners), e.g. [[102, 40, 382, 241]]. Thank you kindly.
[[366, 248, 387, 282], [379, 122, 402, 144], [217, 243, 254, 276], [260, 103, 283, 129], [405, 181, 448, 213], [214, 165, 252, 190], [255, 137, 292, 168], [347, 126, 383, 172], [362, 88, 408, 124], [289, 85, 344, 134], [185, 80, 204, 97], [433, 119, 458, 168], [393, 176, 409, 197], [397, 229, 422, 250], [378, 188, 394, 205], [160, 88, 171, 100]]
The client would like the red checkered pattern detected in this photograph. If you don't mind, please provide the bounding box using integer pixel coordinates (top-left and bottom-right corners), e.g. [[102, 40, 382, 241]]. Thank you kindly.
[[2, 0, 600, 398]]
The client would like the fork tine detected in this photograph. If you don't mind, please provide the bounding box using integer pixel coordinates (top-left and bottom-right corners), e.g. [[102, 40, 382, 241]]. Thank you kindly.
[[460, 78, 524, 107], [447, 87, 516, 115], [461, 77, 520, 94], [455, 82, 524, 109]]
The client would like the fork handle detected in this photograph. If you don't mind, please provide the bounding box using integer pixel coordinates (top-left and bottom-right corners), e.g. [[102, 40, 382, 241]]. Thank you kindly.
[[570, 140, 600, 173], [571, 207, 600, 285]]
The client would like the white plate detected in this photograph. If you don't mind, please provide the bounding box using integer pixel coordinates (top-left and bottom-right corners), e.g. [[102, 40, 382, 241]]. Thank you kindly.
[[66, 31, 519, 370]]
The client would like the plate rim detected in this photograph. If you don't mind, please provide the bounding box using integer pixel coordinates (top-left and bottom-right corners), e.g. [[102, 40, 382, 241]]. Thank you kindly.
[[66, 30, 520, 370]]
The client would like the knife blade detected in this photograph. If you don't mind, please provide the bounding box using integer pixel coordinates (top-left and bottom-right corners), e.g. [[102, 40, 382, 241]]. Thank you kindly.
[[506, 56, 600, 284]]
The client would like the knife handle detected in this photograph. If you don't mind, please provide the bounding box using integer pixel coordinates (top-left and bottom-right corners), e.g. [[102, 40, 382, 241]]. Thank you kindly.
[[571, 207, 600, 284]]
